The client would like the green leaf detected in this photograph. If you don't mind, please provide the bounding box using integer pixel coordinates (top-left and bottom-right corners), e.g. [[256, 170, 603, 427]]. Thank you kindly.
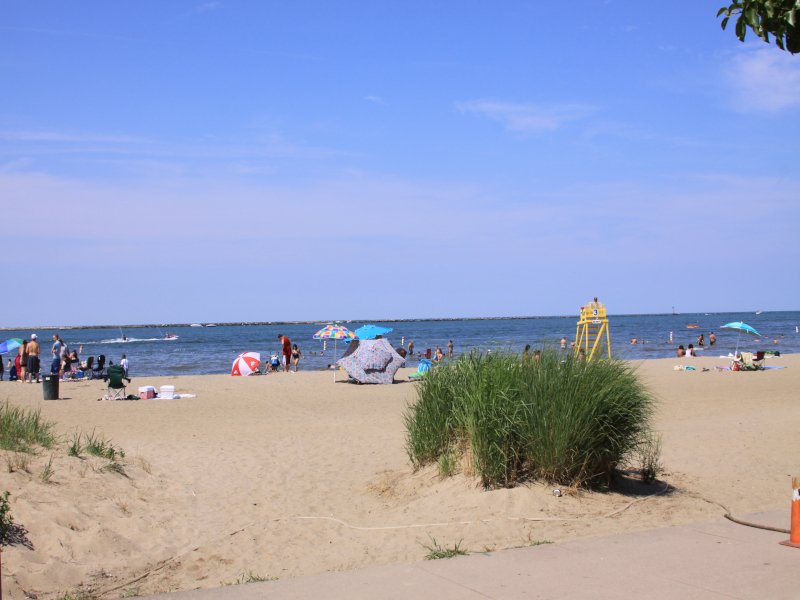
[[721, 16, 731, 29], [735, 14, 748, 40]]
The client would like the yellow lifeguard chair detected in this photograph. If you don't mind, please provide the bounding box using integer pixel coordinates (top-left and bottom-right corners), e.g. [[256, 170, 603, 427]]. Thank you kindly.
[[574, 298, 612, 360]]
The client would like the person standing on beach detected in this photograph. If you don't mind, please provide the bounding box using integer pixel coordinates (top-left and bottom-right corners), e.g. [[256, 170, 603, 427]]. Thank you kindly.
[[278, 334, 292, 373], [447, 339, 454, 358], [17, 340, 27, 383], [120, 354, 129, 377], [26, 334, 41, 383], [407, 340, 414, 356], [291, 344, 302, 372], [51, 334, 63, 376]]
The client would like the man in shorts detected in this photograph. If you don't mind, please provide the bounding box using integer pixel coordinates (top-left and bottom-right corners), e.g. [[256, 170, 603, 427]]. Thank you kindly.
[[278, 334, 292, 373], [27, 333, 41, 383]]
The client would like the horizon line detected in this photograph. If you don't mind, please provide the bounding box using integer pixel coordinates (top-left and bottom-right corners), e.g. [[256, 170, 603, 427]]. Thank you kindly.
[[0, 309, 789, 332]]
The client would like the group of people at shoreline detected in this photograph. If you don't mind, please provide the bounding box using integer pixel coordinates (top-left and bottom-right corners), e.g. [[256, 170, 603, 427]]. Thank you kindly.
[[0, 333, 128, 382]]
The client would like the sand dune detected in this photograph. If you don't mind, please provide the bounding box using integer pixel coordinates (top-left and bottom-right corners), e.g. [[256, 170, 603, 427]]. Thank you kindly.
[[1, 354, 798, 598]]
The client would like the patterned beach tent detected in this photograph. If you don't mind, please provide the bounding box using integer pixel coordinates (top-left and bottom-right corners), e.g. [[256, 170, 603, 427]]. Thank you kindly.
[[231, 351, 261, 376], [313, 324, 356, 381], [337, 338, 406, 384]]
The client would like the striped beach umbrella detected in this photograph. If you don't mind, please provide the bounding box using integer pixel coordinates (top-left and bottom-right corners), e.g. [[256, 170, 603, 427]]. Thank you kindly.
[[313, 324, 355, 381], [231, 351, 261, 376]]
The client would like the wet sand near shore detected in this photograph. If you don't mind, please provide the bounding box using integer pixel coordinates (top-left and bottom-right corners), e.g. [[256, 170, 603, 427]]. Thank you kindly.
[[2, 354, 798, 598]]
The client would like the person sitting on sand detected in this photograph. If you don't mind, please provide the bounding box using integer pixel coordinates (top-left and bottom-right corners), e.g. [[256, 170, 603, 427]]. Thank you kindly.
[[270, 354, 280, 372], [433, 346, 444, 363], [676, 345, 686, 357], [686, 344, 696, 357]]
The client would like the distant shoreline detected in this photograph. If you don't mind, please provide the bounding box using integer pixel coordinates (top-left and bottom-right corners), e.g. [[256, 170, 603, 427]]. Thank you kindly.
[[0, 310, 789, 331]]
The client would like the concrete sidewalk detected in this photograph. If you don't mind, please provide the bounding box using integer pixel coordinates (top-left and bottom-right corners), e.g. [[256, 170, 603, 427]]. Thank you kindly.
[[145, 511, 797, 599]]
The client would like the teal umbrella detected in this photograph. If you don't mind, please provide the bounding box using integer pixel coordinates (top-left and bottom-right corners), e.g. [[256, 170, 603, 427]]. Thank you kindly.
[[353, 324, 393, 340], [0, 338, 23, 355], [720, 322, 760, 355]]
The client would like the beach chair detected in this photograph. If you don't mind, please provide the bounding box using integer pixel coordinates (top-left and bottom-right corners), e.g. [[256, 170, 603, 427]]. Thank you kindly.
[[91, 355, 106, 379], [733, 352, 762, 371], [104, 364, 131, 400]]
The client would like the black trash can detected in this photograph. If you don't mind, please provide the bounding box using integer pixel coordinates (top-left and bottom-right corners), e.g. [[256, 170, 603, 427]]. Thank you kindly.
[[42, 374, 59, 400]]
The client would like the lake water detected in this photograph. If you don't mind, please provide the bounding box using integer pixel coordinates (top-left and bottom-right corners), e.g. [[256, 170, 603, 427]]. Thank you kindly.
[[2, 311, 797, 377]]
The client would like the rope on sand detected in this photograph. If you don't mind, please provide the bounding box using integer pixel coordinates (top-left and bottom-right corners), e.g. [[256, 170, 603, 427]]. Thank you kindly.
[[282, 481, 672, 531]]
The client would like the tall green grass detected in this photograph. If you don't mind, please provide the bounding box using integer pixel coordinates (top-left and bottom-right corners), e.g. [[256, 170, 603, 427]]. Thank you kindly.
[[405, 350, 655, 489], [0, 403, 56, 453]]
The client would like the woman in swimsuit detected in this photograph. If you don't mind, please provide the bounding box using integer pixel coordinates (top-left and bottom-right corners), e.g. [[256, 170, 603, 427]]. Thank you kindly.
[[291, 344, 302, 372]]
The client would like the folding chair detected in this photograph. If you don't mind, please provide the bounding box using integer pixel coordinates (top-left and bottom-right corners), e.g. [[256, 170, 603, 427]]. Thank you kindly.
[[104, 364, 131, 400]]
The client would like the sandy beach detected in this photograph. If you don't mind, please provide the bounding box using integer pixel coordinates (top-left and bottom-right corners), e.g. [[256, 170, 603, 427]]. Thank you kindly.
[[1, 354, 798, 598]]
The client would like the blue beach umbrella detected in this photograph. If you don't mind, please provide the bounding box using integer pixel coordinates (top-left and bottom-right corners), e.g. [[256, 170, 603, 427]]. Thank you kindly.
[[0, 338, 23, 355], [353, 324, 393, 340], [720, 322, 760, 355]]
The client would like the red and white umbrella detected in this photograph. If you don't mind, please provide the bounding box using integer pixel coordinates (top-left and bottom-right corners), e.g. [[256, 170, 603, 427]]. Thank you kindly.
[[231, 351, 261, 376]]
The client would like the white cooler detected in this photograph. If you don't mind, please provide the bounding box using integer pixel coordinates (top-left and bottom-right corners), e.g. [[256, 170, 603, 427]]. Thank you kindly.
[[159, 385, 176, 399], [138, 386, 156, 400]]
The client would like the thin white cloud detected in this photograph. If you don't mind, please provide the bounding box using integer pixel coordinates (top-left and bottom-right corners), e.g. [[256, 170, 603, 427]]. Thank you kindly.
[[0, 130, 146, 144], [364, 95, 384, 105], [725, 47, 800, 112], [456, 100, 597, 134], [195, 2, 221, 11]]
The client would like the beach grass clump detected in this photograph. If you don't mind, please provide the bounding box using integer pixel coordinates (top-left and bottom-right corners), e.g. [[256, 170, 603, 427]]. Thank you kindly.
[[222, 572, 275, 585], [0, 490, 13, 544], [0, 403, 56, 453], [83, 429, 125, 462], [405, 350, 655, 489], [422, 537, 469, 560]]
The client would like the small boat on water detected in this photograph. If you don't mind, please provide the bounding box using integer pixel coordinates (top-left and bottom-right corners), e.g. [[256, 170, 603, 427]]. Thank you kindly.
[[755, 310, 763, 315], [190, 324, 203, 327], [205, 323, 217, 327], [164, 333, 179, 340]]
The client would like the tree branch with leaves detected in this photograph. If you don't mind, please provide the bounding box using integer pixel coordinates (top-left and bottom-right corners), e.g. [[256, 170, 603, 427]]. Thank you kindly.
[[718, 0, 800, 53]]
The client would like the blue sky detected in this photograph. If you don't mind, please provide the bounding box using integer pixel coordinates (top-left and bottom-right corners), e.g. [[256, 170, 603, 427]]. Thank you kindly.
[[1, 1, 798, 327]]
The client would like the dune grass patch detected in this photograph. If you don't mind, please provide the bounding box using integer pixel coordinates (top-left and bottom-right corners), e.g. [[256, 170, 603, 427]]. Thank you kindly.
[[405, 350, 656, 489], [0, 403, 55, 453]]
